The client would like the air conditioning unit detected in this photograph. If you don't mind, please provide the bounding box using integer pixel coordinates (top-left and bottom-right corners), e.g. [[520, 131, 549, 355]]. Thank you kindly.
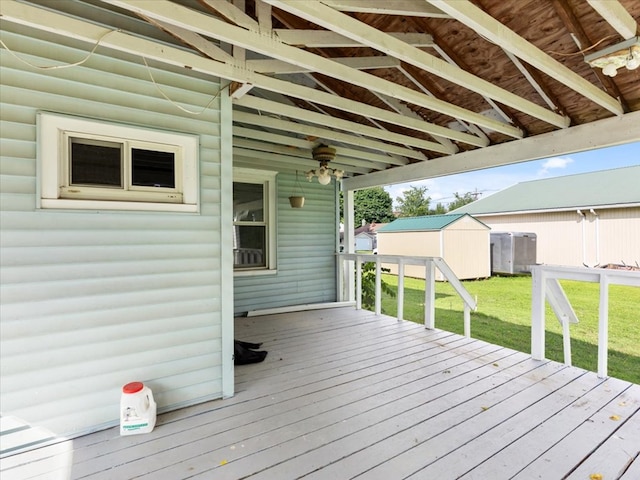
[[490, 232, 537, 274]]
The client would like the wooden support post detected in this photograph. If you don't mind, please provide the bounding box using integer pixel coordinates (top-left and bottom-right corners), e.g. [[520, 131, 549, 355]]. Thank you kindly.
[[397, 258, 404, 322], [375, 256, 381, 315], [531, 266, 546, 360], [424, 260, 435, 329], [597, 273, 609, 378], [355, 257, 362, 310]]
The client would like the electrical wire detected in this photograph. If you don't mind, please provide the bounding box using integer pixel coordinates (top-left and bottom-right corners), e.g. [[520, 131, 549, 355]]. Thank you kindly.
[[141, 56, 228, 115], [0, 29, 119, 70], [1, 29, 227, 115]]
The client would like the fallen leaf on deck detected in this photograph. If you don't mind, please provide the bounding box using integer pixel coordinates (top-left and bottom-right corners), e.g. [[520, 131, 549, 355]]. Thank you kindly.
[[610, 415, 621, 421], [481, 406, 490, 411], [589, 474, 603, 480], [220, 460, 228, 466]]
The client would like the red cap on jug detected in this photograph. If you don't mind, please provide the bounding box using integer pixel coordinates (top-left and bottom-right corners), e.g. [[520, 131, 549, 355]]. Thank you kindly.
[[122, 382, 144, 394]]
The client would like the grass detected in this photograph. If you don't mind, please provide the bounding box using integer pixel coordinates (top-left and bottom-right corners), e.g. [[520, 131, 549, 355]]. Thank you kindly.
[[376, 274, 640, 384]]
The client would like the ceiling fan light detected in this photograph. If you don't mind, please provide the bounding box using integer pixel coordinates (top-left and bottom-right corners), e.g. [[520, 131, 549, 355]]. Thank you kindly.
[[602, 63, 618, 77], [317, 172, 332, 185], [626, 55, 640, 70]]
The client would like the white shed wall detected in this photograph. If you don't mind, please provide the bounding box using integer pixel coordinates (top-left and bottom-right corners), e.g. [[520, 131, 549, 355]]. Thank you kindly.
[[0, 26, 229, 446], [377, 216, 490, 280], [478, 207, 640, 268]]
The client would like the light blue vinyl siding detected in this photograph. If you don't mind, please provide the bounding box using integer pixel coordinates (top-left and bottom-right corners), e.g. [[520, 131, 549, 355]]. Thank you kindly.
[[233, 172, 338, 314], [0, 24, 228, 444]]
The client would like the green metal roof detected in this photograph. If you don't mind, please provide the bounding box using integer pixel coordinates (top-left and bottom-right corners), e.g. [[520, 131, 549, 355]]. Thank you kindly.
[[452, 165, 640, 215], [377, 213, 486, 232]]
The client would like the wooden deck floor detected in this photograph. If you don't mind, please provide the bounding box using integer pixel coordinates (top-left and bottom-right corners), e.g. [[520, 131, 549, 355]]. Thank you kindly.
[[2, 307, 639, 479]]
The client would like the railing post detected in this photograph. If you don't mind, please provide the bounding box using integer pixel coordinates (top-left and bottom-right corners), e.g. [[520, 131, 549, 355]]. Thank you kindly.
[[531, 266, 546, 361], [397, 258, 404, 322], [374, 256, 381, 315], [424, 259, 435, 329], [463, 304, 470, 338], [355, 256, 362, 310], [597, 272, 609, 378]]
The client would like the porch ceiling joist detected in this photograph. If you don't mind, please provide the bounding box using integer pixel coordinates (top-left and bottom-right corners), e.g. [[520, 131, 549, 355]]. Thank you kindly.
[[232, 130, 394, 170], [235, 95, 442, 155], [426, 0, 624, 116], [321, 0, 450, 18], [246, 56, 401, 75], [0, 0, 471, 154], [233, 111, 427, 161], [101, 0, 521, 140], [234, 147, 369, 174], [343, 110, 640, 191], [586, 0, 638, 39], [263, 0, 569, 128], [272, 29, 436, 48]]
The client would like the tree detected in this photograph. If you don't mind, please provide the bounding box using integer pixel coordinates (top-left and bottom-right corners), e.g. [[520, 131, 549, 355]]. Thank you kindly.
[[341, 187, 394, 225], [447, 191, 476, 211], [430, 202, 447, 215], [395, 185, 431, 217]]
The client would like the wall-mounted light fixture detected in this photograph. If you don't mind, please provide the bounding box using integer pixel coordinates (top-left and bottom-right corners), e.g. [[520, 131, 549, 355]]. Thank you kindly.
[[584, 36, 640, 77], [306, 145, 344, 185]]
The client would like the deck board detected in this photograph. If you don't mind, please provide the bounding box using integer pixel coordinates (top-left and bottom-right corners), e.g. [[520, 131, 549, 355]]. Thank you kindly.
[[1, 307, 638, 480]]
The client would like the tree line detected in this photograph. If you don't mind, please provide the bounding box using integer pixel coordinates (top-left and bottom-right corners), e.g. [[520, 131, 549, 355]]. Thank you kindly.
[[341, 186, 476, 225]]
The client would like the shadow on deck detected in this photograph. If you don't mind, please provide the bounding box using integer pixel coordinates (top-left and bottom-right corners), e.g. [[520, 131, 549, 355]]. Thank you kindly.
[[2, 307, 639, 479]]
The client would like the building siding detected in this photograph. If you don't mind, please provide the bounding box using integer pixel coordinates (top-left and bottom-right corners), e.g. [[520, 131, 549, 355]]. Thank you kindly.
[[377, 215, 490, 280], [0, 25, 228, 445], [479, 207, 640, 268], [233, 173, 338, 315]]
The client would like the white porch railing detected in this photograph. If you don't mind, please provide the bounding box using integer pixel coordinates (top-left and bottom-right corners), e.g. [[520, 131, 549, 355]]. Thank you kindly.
[[337, 254, 477, 337], [531, 265, 640, 378]]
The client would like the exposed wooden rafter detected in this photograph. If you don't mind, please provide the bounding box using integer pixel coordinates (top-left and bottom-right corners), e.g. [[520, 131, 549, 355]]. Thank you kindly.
[[321, 0, 450, 18], [426, 0, 624, 117], [551, 0, 629, 112], [586, 0, 638, 39], [263, 0, 569, 128], [102, 0, 517, 140]]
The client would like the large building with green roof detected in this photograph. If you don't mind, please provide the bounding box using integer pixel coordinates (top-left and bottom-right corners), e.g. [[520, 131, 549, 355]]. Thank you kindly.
[[452, 166, 640, 268]]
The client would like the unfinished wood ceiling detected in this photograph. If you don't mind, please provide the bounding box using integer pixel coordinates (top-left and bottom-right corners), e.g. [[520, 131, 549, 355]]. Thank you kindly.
[[3, 0, 639, 184]]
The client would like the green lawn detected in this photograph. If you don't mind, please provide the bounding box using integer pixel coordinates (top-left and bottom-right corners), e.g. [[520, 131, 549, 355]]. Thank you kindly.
[[377, 274, 640, 384]]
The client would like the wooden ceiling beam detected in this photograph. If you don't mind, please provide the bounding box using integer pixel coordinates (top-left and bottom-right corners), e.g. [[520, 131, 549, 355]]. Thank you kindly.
[[427, 0, 623, 117], [273, 29, 436, 48], [264, 0, 567, 129], [233, 111, 427, 161], [102, 0, 512, 140], [586, 0, 638, 39], [235, 95, 446, 154], [321, 0, 450, 18], [344, 111, 640, 191], [551, 0, 629, 113], [232, 135, 392, 170], [246, 56, 400, 74]]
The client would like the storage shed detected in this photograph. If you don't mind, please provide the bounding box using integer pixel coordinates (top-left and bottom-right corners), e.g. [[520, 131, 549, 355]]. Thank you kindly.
[[376, 214, 490, 280]]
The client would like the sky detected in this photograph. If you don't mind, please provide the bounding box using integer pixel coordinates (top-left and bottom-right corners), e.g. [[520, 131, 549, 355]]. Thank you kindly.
[[384, 142, 640, 209]]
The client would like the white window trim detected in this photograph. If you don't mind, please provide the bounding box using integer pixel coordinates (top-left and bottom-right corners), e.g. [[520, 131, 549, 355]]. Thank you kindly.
[[37, 112, 199, 213], [233, 167, 277, 276]]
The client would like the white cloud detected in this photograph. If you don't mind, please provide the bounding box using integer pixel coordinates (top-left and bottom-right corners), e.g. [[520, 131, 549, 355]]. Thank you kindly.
[[537, 156, 574, 176]]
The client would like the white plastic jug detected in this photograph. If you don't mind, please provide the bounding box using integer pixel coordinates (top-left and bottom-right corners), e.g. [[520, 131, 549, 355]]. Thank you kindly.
[[120, 382, 157, 436]]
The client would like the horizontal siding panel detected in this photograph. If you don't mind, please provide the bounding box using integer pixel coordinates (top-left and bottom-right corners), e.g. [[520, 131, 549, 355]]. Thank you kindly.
[[235, 173, 337, 314], [0, 155, 36, 177], [2, 257, 217, 284], [0, 174, 35, 195], [1, 23, 227, 445], [1, 243, 219, 267], [1, 298, 220, 341]]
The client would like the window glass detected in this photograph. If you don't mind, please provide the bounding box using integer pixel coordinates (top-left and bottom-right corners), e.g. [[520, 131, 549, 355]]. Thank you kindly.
[[131, 149, 176, 188], [233, 182, 264, 222], [70, 138, 122, 187], [233, 181, 269, 269], [233, 225, 266, 268]]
